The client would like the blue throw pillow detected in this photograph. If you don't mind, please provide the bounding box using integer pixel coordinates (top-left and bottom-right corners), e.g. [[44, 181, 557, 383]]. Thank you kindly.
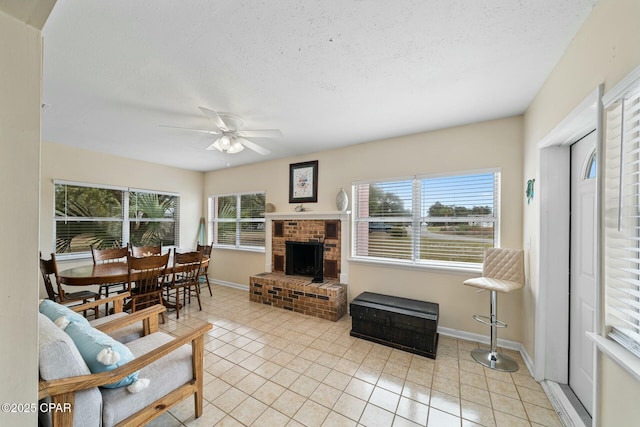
[[39, 299, 89, 327], [64, 321, 145, 390]]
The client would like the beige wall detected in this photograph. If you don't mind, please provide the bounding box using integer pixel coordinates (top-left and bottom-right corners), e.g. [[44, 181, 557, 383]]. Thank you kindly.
[[598, 356, 640, 427], [522, 0, 640, 423], [39, 141, 204, 294], [205, 116, 525, 341], [0, 10, 43, 425]]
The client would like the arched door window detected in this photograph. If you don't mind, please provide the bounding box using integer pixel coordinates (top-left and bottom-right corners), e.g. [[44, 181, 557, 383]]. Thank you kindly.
[[584, 150, 596, 180]]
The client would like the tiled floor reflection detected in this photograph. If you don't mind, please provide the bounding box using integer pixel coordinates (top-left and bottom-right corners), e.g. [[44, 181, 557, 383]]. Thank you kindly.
[[150, 284, 562, 426]]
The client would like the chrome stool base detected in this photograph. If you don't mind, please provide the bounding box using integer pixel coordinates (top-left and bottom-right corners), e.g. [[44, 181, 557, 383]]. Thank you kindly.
[[471, 348, 519, 372], [470, 289, 520, 372]]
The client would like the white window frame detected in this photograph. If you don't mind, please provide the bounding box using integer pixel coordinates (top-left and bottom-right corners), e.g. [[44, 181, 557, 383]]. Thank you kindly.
[[208, 191, 266, 252], [351, 169, 500, 272], [53, 180, 180, 260], [602, 65, 640, 364]]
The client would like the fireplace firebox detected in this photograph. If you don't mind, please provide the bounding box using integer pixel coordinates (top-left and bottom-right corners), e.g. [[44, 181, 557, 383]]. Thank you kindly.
[[286, 241, 324, 283]]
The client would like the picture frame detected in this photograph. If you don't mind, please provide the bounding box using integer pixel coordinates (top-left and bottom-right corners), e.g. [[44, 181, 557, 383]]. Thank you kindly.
[[289, 160, 318, 203]]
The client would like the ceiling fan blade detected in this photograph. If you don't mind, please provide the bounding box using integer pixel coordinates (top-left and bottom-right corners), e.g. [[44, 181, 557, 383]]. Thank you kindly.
[[238, 137, 271, 155], [159, 125, 220, 135], [198, 107, 229, 131], [237, 129, 282, 138]]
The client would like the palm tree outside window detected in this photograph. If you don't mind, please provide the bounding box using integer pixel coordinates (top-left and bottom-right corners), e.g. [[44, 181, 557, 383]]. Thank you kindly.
[[54, 181, 179, 257]]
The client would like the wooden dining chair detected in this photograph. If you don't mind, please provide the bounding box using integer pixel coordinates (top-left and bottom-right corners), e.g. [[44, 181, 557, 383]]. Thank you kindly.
[[127, 252, 170, 324], [196, 244, 213, 296], [129, 243, 162, 257], [90, 245, 129, 304], [39, 252, 100, 318], [167, 249, 203, 319]]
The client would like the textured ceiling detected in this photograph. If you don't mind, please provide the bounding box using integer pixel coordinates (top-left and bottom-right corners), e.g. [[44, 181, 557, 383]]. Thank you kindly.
[[41, 0, 597, 172]]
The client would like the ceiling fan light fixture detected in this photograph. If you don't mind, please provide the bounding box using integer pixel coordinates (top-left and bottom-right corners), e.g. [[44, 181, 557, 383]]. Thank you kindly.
[[228, 137, 245, 153], [218, 134, 231, 151], [210, 135, 244, 154]]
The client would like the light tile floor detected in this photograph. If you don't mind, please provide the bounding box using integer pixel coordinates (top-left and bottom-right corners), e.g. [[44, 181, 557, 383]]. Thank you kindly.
[[149, 284, 562, 427]]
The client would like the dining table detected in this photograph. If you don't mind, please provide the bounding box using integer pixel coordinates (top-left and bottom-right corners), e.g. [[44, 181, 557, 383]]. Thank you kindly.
[[58, 257, 210, 313], [58, 257, 210, 286]]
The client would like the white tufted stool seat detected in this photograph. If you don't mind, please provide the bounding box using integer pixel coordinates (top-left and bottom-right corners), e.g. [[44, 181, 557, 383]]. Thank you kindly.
[[464, 248, 524, 372]]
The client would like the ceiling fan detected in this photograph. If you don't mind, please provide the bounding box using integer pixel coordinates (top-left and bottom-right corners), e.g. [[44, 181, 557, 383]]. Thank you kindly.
[[161, 107, 281, 155]]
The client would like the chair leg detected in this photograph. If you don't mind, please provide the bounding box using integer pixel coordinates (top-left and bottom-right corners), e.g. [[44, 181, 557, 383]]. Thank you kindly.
[[102, 286, 110, 315], [158, 291, 166, 324], [204, 275, 212, 297], [91, 298, 100, 319], [175, 288, 181, 319], [194, 284, 202, 311], [471, 290, 519, 372]]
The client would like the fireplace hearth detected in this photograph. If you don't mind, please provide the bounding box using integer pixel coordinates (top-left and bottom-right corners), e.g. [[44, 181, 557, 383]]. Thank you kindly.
[[286, 241, 324, 283]]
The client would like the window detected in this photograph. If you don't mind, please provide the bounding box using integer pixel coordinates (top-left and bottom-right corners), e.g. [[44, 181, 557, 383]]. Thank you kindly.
[[603, 68, 640, 358], [54, 181, 179, 256], [128, 190, 179, 247], [209, 192, 265, 250], [352, 170, 499, 268]]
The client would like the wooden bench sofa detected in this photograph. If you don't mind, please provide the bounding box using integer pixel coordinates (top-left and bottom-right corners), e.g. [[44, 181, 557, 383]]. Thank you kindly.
[[38, 293, 212, 427]]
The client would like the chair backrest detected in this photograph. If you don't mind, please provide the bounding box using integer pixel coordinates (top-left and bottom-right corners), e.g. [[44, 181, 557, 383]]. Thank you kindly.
[[127, 252, 170, 294], [91, 245, 128, 264], [482, 248, 525, 284], [197, 244, 212, 257], [39, 252, 60, 301], [172, 249, 203, 287], [130, 244, 162, 257]]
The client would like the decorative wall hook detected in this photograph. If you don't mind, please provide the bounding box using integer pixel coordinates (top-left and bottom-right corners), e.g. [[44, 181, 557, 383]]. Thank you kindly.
[[526, 179, 535, 205]]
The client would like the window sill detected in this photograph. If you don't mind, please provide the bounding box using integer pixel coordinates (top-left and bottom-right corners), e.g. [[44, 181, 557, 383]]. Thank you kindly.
[[55, 252, 92, 262], [212, 245, 265, 254], [348, 257, 482, 276], [587, 332, 640, 383]]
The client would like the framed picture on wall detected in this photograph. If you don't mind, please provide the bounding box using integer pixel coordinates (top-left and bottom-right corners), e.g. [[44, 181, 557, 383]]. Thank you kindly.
[[289, 160, 318, 203]]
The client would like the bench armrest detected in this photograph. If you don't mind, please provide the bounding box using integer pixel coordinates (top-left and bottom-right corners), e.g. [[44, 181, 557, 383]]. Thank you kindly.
[[93, 305, 166, 336], [71, 292, 131, 314], [39, 322, 212, 400]]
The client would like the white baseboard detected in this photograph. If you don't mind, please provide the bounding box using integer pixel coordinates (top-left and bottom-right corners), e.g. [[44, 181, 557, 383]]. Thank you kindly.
[[437, 326, 536, 377], [210, 278, 249, 291]]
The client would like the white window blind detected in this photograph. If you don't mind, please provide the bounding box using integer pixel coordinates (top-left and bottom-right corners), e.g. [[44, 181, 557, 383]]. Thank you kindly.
[[55, 182, 125, 254], [209, 192, 265, 249], [128, 190, 180, 248], [353, 170, 499, 268], [54, 181, 180, 255], [604, 70, 640, 357]]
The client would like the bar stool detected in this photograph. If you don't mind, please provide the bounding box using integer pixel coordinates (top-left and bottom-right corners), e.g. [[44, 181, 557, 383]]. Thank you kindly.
[[464, 248, 524, 372]]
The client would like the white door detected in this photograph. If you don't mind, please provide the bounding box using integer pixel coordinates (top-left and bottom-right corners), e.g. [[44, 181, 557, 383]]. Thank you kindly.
[[569, 131, 597, 415]]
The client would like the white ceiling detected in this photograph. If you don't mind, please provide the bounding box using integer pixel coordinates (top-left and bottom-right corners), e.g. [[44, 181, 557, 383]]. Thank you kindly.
[[41, 0, 597, 172]]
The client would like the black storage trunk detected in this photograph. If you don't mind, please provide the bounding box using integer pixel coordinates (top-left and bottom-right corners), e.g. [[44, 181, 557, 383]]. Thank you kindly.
[[350, 292, 439, 359]]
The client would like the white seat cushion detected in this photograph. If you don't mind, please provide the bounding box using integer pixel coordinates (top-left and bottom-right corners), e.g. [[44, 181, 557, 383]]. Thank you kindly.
[[38, 313, 102, 427], [463, 277, 523, 293], [100, 332, 193, 427], [464, 248, 525, 293]]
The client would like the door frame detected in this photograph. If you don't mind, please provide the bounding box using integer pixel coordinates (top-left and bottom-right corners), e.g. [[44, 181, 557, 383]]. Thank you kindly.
[[534, 85, 603, 421]]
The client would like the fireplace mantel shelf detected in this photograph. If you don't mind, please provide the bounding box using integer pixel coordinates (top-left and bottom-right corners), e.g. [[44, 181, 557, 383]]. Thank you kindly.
[[265, 211, 351, 220]]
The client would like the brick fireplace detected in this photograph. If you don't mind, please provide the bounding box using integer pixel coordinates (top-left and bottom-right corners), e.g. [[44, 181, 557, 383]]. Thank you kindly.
[[249, 211, 350, 321], [263, 211, 350, 283]]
